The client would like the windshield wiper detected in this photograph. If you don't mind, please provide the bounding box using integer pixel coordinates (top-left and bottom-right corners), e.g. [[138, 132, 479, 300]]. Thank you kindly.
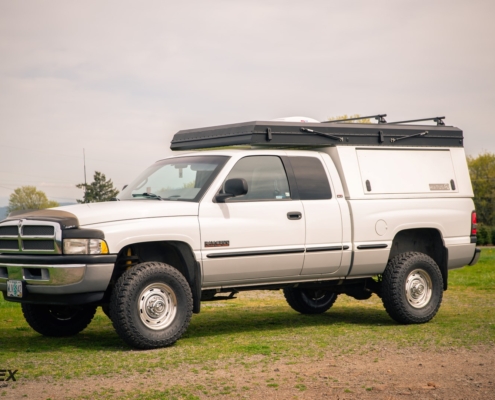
[[132, 193, 164, 200]]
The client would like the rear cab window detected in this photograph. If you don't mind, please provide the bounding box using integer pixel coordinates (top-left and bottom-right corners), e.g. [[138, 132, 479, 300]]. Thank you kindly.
[[289, 156, 332, 200]]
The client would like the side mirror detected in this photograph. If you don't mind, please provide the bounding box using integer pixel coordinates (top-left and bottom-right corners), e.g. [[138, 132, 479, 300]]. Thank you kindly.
[[215, 178, 248, 203]]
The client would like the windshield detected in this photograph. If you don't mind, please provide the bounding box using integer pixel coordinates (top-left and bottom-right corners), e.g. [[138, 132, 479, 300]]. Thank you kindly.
[[118, 155, 229, 202]]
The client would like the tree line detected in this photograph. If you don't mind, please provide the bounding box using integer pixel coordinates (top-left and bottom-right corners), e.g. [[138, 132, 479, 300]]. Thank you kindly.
[[6, 171, 119, 214], [467, 152, 495, 226]]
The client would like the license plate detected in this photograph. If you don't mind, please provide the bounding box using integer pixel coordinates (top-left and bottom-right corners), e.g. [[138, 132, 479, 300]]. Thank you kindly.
[[7, 280, 23, 298]]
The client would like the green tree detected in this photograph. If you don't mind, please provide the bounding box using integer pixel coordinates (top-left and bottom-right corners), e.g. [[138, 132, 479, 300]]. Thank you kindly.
[[76, 171, 119, 203], [477, 225, 489, 245], [8, 186, 59, 213], [467, 152, 495, 226], [327, 114, 372, 123]]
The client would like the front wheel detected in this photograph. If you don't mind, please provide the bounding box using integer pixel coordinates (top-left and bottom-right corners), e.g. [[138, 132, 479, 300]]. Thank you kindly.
[[283, 288, 338, 314], [382, 252, 443, 324], [21, 304, 97, 337], [109, 262, 193, 349]]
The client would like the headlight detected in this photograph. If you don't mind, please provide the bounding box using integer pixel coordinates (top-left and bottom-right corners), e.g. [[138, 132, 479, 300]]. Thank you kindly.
[[63, 239, 109, 255]]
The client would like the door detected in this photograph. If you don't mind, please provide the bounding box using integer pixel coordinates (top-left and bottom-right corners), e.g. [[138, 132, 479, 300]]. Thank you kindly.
[[199, 155, 305, 284], [288, 156, 344, 275]]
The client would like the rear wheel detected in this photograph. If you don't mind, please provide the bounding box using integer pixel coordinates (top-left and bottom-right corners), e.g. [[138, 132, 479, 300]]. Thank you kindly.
[[382, 252, 443, 324], [22, 304, 97, 337], [283, 288, 338, 314], [109, 262, 193, 349]]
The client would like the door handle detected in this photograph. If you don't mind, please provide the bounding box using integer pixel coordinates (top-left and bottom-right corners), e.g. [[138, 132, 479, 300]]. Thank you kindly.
[[287, 212, 302, 220]]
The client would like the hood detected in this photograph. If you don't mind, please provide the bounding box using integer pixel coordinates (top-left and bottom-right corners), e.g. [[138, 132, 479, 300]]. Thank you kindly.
[[55, 200, 199, 226]]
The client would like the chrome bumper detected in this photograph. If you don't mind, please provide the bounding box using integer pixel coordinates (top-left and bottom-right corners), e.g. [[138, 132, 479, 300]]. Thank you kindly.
[[0, 262, 114, 295]]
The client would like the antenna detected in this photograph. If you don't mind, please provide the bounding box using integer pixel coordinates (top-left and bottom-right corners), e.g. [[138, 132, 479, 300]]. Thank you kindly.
[[83, 148, 87, 194]]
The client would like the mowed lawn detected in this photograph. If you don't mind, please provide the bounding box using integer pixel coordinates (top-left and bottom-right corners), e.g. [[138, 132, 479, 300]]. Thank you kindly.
[[0, 249, 494, 397]]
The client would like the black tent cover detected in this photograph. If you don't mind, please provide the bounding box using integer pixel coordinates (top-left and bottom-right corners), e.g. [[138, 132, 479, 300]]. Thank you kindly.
[[170, 120, 463, 151]]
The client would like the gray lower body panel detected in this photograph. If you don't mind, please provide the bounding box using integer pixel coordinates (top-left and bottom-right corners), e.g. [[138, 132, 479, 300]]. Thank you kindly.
[[0, 263, 114, 295], [447, 243, 477, 269]]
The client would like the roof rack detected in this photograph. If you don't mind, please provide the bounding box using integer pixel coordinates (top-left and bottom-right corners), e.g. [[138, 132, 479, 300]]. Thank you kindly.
[[322, 114, 387, 124], [386, 116, 445, 126], [170, 118, 463, 151]]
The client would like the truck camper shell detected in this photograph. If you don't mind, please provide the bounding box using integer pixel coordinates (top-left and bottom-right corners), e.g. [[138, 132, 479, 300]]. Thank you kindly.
[[170, 117, 464, 151], [170, 116, 472, 200]]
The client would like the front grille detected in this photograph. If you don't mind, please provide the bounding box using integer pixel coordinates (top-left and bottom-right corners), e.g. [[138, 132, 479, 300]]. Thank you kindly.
[[0, 220, 61, 254], [22, 225, 54, 236], [0, 240, 19, 250], [0, 226, 18, 236], [23, 241, 55, 251]]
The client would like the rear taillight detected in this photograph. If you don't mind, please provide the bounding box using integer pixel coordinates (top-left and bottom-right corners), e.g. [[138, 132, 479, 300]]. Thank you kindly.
[[471, 211, 477, 235]]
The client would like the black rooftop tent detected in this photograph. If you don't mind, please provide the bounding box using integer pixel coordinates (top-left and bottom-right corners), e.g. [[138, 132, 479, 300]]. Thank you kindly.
[[170, 118, 464, 151]]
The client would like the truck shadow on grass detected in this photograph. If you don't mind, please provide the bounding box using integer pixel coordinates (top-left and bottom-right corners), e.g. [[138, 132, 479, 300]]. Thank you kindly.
[[185, 305, 396, 339], [1, 305, 397, 352]]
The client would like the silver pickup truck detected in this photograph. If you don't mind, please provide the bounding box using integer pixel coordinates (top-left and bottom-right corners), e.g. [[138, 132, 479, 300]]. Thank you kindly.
[[0, 116, 480, 349]]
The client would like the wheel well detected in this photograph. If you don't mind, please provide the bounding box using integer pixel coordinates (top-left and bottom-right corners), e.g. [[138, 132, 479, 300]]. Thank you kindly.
[[111, 241, 201, 313], [389, 228, 448, 290]]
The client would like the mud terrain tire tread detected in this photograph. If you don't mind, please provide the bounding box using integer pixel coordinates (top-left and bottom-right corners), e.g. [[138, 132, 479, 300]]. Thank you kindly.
[[21, 303, 97, 337], [109, 262, 193, 349], [283, 288, 338, 314], [382, 251, 443, 324]]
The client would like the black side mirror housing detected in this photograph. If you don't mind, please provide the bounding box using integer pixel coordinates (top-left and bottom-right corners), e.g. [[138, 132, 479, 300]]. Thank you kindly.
[[215, 178, 248, 203]]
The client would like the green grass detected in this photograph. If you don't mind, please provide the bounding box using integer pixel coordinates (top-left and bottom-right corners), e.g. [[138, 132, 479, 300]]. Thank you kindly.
[[0, 249, 494, 398], [449, 247, 495, 289]]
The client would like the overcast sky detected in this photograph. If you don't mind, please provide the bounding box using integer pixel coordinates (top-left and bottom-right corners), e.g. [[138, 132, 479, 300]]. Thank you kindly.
[[1, 0, 494, 206]]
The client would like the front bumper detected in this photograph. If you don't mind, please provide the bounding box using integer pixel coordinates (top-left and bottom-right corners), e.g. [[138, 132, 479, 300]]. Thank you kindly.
[[0, 254, 116, 302]]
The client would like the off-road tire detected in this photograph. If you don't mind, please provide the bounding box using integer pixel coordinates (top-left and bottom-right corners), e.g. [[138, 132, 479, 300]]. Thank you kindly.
[[109, 262, 193, 349], [283, 288, 338, 314], [382, 252, 443, 324], [21, 304, 97, 337]]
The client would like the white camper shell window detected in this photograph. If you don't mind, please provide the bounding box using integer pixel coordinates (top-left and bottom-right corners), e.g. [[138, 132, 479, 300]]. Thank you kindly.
[[356, 149, 457, 194]]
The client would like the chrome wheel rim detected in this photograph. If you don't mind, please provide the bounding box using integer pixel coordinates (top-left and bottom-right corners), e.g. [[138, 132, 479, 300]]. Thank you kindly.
[[138, 283, 177, 330], [405, 269, 432, 308]]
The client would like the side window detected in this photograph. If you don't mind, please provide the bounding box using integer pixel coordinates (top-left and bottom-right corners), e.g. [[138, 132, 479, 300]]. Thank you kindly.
[[289, 156, 332, 200], [224, 156, 291, 201]]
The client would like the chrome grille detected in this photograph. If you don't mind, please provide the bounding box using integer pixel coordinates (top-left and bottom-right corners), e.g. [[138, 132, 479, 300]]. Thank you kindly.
[[0, 220, 62, 254]]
